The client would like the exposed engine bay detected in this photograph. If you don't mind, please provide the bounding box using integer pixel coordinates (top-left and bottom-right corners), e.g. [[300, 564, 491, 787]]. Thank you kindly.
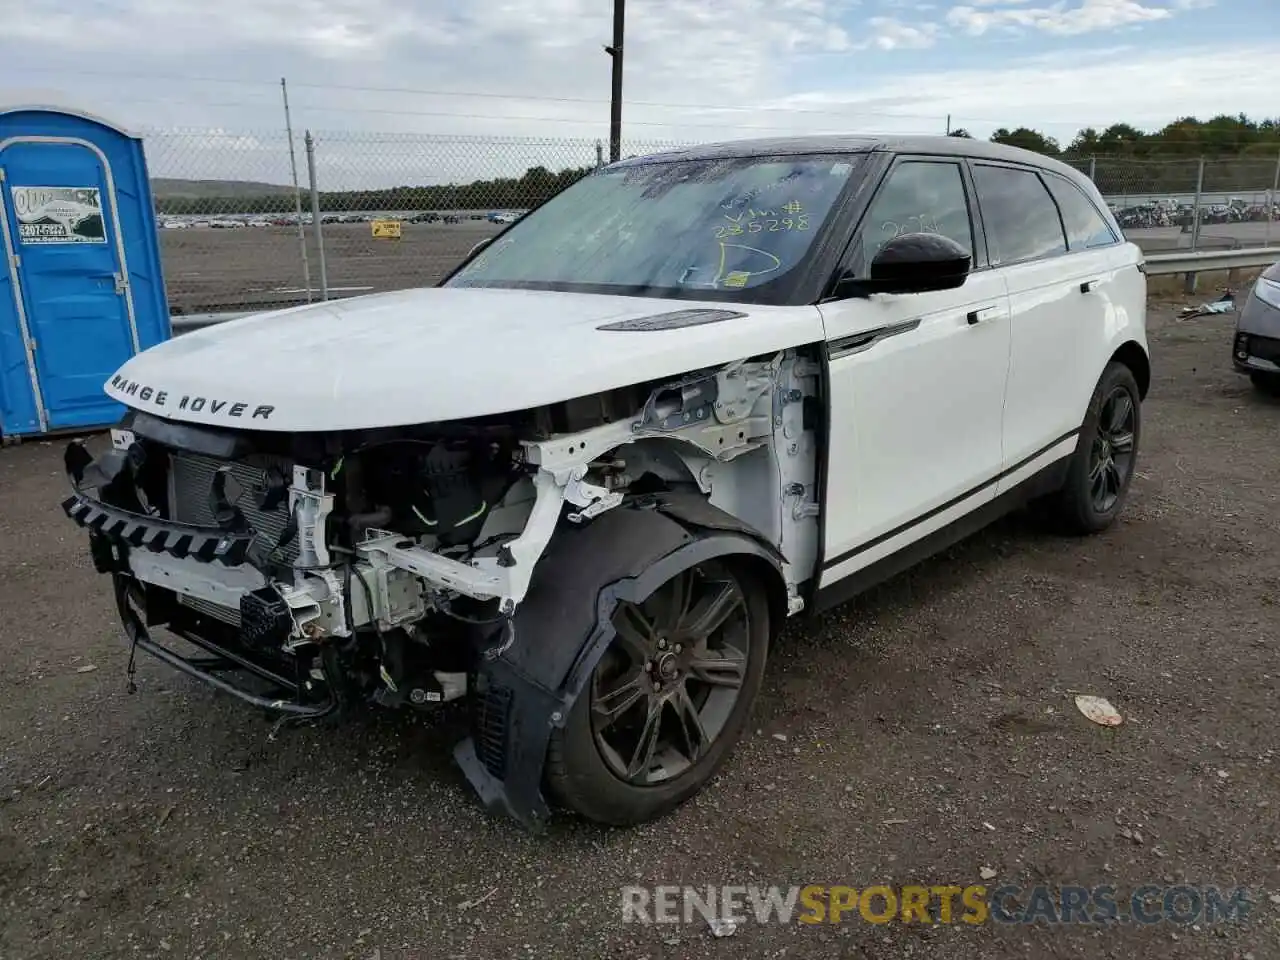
[[62, 350, 820, 822]]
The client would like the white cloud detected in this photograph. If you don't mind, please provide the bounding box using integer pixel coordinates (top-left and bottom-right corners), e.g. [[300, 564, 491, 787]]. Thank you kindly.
[[865, 16, 940, 48], [766, 45, 1280, 140], [946, 0, 1177, 36], [0, 0, 1249, 188]]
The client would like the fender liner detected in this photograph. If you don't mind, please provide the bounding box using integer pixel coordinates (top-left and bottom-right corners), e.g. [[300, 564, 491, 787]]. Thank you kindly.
[[454, 493, 785, 831]]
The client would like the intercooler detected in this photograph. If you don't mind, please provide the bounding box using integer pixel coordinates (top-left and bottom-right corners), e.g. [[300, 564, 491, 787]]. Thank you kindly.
[[167, 452, 297, 626]]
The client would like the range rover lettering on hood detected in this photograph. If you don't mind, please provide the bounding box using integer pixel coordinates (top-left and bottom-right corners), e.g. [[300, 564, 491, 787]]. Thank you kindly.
[[107, 375, 276, 421]]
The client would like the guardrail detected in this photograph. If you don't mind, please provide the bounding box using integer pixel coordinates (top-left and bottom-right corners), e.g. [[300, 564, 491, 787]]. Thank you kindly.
[[167, 246, 1280, 332], [1142, 245, 1280, 284]]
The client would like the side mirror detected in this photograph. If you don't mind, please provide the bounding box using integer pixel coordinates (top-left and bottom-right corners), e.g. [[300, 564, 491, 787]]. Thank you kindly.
[[837, 233, 971, 297], [468, 238, 492, 258]]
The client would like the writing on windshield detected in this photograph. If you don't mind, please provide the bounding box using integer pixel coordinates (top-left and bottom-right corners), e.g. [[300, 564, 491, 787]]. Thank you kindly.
[[447, 154, 864, 299]]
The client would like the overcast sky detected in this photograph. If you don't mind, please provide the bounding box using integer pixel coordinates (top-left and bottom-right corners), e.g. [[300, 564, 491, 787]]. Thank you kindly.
[[0, 0, 1275, 188]]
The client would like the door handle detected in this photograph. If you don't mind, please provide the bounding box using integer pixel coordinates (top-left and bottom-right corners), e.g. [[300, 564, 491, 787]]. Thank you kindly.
[[966, 305, 1001, 325], [1080, 278, 1102, 294]]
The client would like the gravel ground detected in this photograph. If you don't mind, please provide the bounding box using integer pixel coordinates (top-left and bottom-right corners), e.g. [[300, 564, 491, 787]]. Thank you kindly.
[[2, 291, 1279, 959]]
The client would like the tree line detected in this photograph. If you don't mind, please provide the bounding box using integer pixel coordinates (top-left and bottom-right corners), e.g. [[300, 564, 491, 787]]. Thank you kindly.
[[949, 114, 1280, 194], [155, 163, 597, 216], [156, 114, 1280, 215], [951, 113, 1280, 158]]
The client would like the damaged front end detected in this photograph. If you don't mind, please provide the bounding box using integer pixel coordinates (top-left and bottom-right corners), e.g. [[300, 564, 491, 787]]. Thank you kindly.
[[62, 353, 812, 830], [61, 404, 585, 707]]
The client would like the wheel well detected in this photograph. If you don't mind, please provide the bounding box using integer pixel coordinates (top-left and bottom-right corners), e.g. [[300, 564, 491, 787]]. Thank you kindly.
[[1110, 341, 1151, 399], [724, 552, 790, 641]]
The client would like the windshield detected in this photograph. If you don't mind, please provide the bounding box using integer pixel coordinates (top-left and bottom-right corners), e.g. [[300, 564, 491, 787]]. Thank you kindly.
[[444, 153, 868, 302]]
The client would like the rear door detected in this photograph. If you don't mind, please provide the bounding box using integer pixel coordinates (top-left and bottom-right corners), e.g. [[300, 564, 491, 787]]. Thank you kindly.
[[968, 162, 1120, 489], [0, 139, 138, 431]]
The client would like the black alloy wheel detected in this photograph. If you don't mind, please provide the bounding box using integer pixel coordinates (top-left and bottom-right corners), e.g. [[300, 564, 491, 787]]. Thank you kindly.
[[1088, 385, 1137, 514], [1035, 360, 1142, 535], [590, 563, 751, 785], [545, 557, 770, 826]]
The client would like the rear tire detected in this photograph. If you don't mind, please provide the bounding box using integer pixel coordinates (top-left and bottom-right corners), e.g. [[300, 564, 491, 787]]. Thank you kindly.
[[545, 557, 769, 826], [1038, 361, 1141, 535]]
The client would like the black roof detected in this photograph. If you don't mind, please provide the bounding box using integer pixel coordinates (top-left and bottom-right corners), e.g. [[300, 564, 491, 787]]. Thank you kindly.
[[616, 134, 1091, 187]]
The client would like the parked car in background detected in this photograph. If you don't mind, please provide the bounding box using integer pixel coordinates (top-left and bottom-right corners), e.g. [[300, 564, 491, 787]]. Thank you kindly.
[[60, 135, 1148, 832], [1233, 261, 1280, 395]]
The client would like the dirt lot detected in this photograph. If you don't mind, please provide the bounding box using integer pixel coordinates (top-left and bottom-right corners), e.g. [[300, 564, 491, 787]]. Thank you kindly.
[[159, 220, 502, 314], [2, 289, 1280, 959], [159, 219, 1279, 314]]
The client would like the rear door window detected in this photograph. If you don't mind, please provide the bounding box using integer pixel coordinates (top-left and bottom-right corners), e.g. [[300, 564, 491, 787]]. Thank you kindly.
[[971, 164, 1068, 266], [1043, 174, 1120, 250]]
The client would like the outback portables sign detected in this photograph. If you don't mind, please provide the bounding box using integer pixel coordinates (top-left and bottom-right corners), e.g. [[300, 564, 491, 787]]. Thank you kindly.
[[11, 185, 107, 244]]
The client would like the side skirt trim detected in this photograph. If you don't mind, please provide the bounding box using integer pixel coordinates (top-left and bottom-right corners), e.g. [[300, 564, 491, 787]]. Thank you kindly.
[[812, 455, 1070, 614], [821, 428, 1079, 572]]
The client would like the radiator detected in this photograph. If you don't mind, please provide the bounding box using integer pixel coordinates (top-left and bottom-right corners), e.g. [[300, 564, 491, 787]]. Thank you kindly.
[[168, 452, 297, 625]]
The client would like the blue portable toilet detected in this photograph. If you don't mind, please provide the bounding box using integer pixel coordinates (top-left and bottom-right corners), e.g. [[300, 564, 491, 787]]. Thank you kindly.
[[0, 98, 170, 439]]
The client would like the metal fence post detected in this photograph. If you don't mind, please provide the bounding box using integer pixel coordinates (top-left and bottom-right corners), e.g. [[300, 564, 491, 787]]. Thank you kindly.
[[1268, 151, 1280, 247], [281, 78, 312, 304], [1185, 156, 1206, 294], [1190, 157, 1205, 251], [596, 140, 604, 168], [304, 130, 329, 302], [1088, 156, 1096, 183]]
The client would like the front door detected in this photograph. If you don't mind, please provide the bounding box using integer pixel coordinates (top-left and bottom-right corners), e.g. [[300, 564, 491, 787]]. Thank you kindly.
[[817, 157, 1011, 590], [0, 138, 137, 431]]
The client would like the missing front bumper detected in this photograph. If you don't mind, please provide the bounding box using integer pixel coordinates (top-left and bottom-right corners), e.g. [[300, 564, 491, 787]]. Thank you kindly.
[[113, 574, 339, 718]]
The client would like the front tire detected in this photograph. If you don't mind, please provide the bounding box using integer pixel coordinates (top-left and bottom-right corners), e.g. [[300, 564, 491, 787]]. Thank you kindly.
[[1039, 361, 1142, 535], [1250, 371, 1280, 397], [545, 558, 769, 826]]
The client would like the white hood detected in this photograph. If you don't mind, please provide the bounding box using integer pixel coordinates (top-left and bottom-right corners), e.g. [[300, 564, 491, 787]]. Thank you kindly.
[[106, 287, 826, 432]]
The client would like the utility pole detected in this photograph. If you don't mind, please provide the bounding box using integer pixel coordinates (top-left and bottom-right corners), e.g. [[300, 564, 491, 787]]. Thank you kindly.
[[605, 0, 625, 163]]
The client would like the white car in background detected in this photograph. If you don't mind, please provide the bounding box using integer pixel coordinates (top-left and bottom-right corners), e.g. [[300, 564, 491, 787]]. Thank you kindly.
[[62, 135, 1148, 831]]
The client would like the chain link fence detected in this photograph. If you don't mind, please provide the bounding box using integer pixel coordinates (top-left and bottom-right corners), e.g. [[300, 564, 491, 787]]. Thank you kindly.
[[141, 128, 1280, 316], [143, 127, 316, 314], [1059, 155, 1280, 253]]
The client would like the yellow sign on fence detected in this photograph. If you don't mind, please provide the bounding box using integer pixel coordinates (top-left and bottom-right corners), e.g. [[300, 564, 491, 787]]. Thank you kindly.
[[371, 219, 402, 239]]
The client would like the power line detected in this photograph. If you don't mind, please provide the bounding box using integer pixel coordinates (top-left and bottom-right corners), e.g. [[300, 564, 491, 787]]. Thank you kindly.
[[8, 64, 1276, 141], [104, 95, 941, 135], [115, 96, 1280, 148], [0, 63, 961, 124]]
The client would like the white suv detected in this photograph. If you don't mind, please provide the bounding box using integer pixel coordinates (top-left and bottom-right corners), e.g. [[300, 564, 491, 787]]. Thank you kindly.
[[62, 135, 1148, 830]]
